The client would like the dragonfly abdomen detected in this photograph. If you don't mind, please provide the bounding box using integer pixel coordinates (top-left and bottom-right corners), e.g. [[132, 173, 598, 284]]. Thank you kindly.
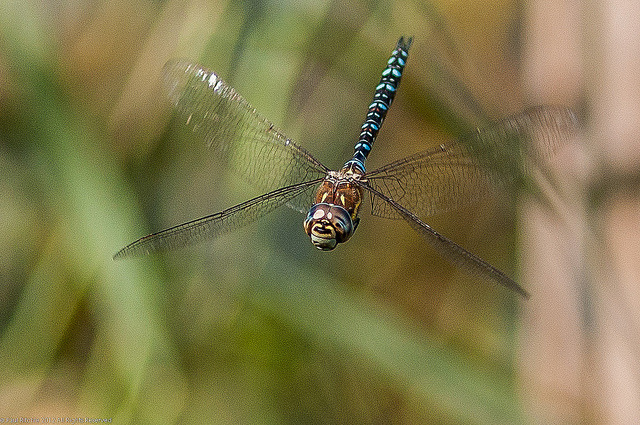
[[345, 36, 412, 172]]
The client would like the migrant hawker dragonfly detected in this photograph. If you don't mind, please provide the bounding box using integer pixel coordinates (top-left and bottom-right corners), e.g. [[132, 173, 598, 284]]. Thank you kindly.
[[114, 37, 576, 298]]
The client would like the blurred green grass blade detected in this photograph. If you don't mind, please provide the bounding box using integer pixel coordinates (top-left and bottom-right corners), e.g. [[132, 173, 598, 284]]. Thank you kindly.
[[0, 237, 85, 374], [246, 257, 526, 425], [0, 1, 186, 421], [36, 93, 185, 422]]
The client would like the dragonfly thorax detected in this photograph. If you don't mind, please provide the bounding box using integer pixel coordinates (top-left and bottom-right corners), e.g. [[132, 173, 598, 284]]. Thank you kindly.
[[303, 169, 365, 250]]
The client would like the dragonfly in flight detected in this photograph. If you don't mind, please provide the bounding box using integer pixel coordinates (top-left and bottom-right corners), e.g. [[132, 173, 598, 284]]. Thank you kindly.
[[114, 37, 576, 298]]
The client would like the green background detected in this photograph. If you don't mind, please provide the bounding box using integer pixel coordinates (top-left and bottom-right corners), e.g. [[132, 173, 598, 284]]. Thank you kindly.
[[1, 0, 537, 423]]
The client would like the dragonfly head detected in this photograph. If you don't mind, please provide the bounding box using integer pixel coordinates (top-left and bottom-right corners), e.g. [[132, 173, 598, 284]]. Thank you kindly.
[[304, 203, 356, 251]]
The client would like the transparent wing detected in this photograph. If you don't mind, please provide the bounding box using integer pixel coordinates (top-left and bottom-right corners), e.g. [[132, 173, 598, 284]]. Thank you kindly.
[[362, 183, 529, 297], [365, 106, 577, 218], [163, 60, 328, 203], [114, 180, 321, 258], [365, 142, 489, 218]]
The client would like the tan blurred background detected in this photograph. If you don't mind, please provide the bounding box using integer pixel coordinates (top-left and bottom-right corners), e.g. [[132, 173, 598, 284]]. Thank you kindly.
[[0, 0, 637, 423]]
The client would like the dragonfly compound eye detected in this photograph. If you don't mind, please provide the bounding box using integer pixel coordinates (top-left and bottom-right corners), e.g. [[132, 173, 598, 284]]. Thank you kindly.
[[303, 203, 355, 251]]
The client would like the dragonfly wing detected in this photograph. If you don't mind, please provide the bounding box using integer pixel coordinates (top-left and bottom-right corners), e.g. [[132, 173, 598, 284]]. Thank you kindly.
[[114, 179, 321, 259], [163, 60, 328, 208], [362, 183, 528, 297], [365, 106, 577, 219], [463, 105, 577, 186], [365, 142, 492, 218]]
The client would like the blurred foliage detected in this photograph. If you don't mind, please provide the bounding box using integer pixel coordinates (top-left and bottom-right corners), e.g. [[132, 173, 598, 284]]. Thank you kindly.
[[0, 0, 532, 423]]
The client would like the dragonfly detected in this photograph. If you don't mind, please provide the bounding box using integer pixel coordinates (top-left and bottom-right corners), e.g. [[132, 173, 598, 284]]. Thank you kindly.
[[114, 37, 576, 298]]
